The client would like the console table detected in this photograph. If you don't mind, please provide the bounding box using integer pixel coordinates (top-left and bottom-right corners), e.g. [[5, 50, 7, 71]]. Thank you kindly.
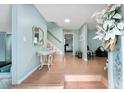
[[37, 48, 56, 70]]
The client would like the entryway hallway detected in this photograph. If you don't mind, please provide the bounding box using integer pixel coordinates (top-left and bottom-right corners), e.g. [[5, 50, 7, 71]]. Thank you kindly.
[[12, 53, 107, 89]]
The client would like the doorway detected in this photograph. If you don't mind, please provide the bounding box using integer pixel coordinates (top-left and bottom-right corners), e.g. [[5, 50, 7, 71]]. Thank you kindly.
[[64, 34, 73, 53], [0, 32, 12, 88], [0, 32, 12, 73]]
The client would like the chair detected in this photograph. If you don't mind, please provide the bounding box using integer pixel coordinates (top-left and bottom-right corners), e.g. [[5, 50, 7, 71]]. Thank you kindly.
[[87, 46, 93, 57]]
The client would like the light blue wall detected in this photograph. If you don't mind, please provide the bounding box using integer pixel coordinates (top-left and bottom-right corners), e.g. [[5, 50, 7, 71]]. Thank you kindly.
[[88, 30, 101, 52], [107, 5, 124, 89], [73, 30, 80, 54], [108, 36, 122, 88], [0, 32, 6, 62], [12, 5, 47, 84], [47, 22, 64, 53], [79, 24, 87, 61], [121, 5, 124, 88]]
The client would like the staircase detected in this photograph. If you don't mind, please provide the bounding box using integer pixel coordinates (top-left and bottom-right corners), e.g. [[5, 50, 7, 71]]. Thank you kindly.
[[47, 22, 64, 54], [47, 40, 63, 54], [47, 31, 64, 54]]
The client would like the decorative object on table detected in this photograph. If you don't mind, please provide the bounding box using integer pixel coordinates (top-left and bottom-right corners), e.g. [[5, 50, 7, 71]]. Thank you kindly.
[[36, 48, 56, 71], [92, 4, 124, 51], [32, 26, 44, 46]]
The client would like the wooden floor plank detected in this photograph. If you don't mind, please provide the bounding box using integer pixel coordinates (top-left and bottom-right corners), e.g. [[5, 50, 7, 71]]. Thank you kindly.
[[11, 53, 107, 89]]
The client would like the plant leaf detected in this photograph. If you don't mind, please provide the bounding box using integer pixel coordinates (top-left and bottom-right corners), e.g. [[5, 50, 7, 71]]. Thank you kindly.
[[113, 26, 121, 35], [104, 32, 111, 40], [103, 21, 108, 31], [93, 34, 104, 40], [109, 11, 115, 19], [112, 13, 122, 19], [117, 22, 124, 30], [108, 4, 121, 12], [96, 18, 104, 24], [107, 20, 115, 29], [96, 24, 104, 31]]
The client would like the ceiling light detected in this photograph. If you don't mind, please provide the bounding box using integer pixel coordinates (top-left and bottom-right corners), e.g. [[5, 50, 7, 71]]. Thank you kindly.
[[64, 18, 71, 23]]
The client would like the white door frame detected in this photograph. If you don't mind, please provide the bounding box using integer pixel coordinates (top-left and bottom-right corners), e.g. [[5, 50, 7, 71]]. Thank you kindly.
[[64, 31, 74, 55]]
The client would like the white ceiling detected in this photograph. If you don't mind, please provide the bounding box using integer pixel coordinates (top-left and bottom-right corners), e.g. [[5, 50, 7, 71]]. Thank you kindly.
[[0, 4, 11, 32], [0, 4, 106, 32], [35, 4, 106, 30]]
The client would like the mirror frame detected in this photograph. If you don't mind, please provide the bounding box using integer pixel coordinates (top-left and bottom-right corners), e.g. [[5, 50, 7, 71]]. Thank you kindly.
[[32, 26, 44, 46]]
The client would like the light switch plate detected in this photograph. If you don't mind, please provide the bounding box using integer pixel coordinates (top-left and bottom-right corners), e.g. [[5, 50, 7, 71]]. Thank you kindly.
[[23, 36, 26, 42]]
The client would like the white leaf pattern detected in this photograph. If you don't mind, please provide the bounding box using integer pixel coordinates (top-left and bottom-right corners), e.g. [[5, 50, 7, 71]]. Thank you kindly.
[[113, 13, 122, 19], [117, 22, 124, 30], [92, 4, 123, 51]]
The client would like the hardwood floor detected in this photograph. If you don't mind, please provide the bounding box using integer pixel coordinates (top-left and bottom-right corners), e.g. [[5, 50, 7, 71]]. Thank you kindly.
[[64, 81, 107, 89], [12, 53, 108, 89]]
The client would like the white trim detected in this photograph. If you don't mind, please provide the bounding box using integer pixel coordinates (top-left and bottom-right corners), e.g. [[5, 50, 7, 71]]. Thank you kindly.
[[83, 58, 88, 62], [0, 73, 11, 79], [64, 31, 73, 35], [17, 65, 40, 84], [72, 32, 75, 55], [64, 32, 74, 54]]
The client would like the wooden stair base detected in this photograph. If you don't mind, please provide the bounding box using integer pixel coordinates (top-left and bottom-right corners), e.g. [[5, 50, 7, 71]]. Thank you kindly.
[[64, 81, 107, 89], [11, 74, 107, 89], [64, 75, 101, 82], [64, 74, 108, 89], [11, 84, 64, 89]]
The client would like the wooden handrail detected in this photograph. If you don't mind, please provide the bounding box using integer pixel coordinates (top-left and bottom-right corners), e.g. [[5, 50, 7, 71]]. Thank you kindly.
[[48, 31, 62, 43]]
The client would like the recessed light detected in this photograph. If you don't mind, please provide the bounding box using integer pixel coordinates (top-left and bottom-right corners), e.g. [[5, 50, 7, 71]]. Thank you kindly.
[[64, 18, 71, 23]]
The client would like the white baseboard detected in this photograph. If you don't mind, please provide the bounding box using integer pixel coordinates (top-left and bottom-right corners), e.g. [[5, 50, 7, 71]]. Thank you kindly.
[[73, 53, 75, 56], [83, 58, 88, 61], [0, 73, 11, 79], [17, 65, 40, 84]]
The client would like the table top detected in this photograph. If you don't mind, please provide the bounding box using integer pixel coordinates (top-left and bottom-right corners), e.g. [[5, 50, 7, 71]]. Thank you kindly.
[[37, 49, 56, 56]]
